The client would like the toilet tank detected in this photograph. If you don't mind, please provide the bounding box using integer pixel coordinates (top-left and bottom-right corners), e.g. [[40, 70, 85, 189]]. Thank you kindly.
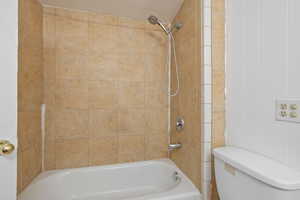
[[214, 147, 300, 200]]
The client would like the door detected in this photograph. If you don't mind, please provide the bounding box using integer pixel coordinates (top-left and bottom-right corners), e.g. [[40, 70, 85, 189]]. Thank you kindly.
[[0, 0, 18, 199]]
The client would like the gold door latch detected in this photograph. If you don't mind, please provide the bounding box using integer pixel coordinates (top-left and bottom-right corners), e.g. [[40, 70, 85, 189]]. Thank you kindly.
[[0, 140, 15, 156]]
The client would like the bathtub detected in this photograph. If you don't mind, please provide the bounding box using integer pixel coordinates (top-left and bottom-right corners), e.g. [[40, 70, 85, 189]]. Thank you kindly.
[[18, 159, 201, 200]]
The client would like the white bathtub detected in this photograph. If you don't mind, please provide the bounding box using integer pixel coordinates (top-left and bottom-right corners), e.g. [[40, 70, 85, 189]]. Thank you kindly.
[[18, 159, 201, 200]]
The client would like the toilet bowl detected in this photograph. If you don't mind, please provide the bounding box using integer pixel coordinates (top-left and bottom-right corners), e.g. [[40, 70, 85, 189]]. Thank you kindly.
[[214, 147, 300, 200]]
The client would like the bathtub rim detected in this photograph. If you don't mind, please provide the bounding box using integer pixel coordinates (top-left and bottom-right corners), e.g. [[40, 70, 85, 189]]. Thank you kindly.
[[30, 159, 191, 183], [19, 158, 201, 200]]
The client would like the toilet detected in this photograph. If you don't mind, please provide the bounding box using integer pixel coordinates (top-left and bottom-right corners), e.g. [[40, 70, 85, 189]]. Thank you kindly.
[[214, 147, 300, 200]]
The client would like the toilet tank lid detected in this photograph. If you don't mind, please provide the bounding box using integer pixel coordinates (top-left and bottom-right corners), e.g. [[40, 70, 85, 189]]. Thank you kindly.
[[214, 146, 300, 191]]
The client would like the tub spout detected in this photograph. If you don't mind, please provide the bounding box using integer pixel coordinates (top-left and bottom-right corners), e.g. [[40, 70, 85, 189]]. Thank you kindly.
[[168, 143, 182, 151]]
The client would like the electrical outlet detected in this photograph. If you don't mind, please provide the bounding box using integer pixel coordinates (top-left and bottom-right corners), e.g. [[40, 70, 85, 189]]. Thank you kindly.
[[276, 100, 300, 123]]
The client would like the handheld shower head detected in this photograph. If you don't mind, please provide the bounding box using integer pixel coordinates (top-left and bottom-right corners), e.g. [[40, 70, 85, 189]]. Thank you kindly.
[[147, 15, 170, 35], [148, 15, 159, 25], [147, 15, 181, 97]]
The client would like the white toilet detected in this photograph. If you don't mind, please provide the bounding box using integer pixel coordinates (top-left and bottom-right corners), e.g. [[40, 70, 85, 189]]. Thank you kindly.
[[214, 147, 300, 200]]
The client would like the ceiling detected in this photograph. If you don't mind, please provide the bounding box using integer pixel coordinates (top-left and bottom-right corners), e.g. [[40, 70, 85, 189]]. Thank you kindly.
[[40, 0, 184, 23]]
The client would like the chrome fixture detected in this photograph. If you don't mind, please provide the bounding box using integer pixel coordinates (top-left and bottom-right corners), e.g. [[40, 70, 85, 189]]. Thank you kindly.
[[170, 23, 183, 33], [168, 143, 182, 151], [148, 15, 170, 35], [147, 15, 182, 97], [173, 171, 181, 182], [176, 117, 185, 131], [147, 15, 183, 35]]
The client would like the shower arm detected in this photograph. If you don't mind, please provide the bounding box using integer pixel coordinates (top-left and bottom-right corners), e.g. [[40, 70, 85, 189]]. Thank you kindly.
[[157, 21, 171, 35]]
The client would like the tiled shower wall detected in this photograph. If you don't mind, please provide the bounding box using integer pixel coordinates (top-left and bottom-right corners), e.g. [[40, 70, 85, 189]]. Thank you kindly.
[[43, 7, 169, 170], [18, 0, 43, 193], [211, 0, 226, 200], [170, 0, 202, 191]]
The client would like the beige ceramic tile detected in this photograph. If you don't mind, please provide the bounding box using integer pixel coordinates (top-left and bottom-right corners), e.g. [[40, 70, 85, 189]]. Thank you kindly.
[[43, 14, 56, 50], [145, 85, 168, 109], [34, 141, 43, 171], [43, 54, 56, 83], [145, 134, 168, 160], [212, 111, 225, 148], [212, 21, 225, 45], [212, 43, 225, 70], [43, 6, 56, 15], [89, 137, 118, 165], [55, 16, 88, 55], [18, 112, 41, 151], [55, 109, 89, 139], [20, 13, 43, 46], [55, 138, 89, 169], [118, 135, 145, 154], [18, 73, 43, 112], [44, 140, 56, 170], [88, 53, 121, 81], [88, 12, 119, 25], [118, 17, 146, 29], [41, 9, 170, 174], [44, 79, 56, 107], [45, 106, 56, 140], [118, 152, 145, 163], [169, 0, 202, 191], [56, 7, 89, 21], [118, 108, 146, 135], [188, 147, 202, 187], [213, 70, 225, 111], [19, 0, 43, 193], [21, 148, 35, 189], [19, 0, 43, 46], [144, 31, 167, 55], [212, 0, 225, 14], [212, 8, 225, 71], [145, 108, 168, 132], [144, 54, 167, 83], [56, 50, 89, 80], [118, 81, 145, 108], [118, 53, 146, 81], [117, 27, 145, 53], [176, 38, 196, 69], [43, 48, 56, 83], [88, 80, 118, 109], [175, 17, 196, 42], [89, 23, 120, 55], [89, 109, 118, 137], [56, 79, 89, 109], [118, 135, 145, 162], [144, 22, 162, 31], [18, 50, 43, 80], [17, 149, 22, 194]]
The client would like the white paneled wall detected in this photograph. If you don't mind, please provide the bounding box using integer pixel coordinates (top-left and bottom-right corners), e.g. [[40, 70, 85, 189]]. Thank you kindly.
[[227, 0, 300, 171], [201, 0, 212, 199]]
